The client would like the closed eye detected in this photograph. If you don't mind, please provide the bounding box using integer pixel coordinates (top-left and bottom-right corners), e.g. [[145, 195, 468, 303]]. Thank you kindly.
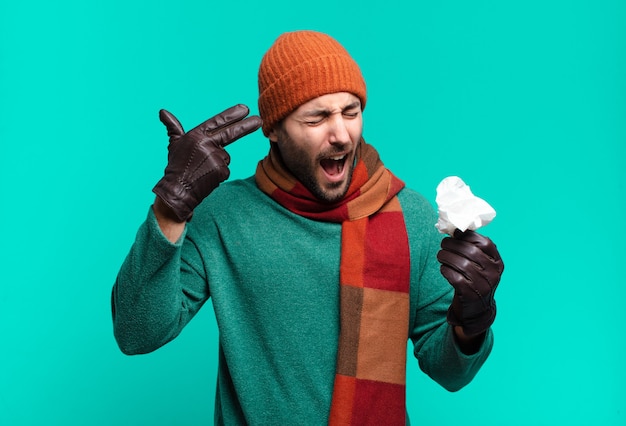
[[342, 101, 361, 119], [305, 117, 326, 126]]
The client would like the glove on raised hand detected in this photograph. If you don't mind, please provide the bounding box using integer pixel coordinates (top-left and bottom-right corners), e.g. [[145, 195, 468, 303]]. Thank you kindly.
[[153, 105, 262, 222], [437, 229, 504, 337]]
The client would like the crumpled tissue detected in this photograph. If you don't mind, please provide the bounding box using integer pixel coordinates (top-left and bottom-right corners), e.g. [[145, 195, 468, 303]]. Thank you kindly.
[[435, 176, 496, 235]]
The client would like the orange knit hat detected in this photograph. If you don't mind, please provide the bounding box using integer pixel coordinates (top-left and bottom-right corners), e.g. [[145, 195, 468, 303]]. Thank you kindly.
[[258, 31, 367, 136]]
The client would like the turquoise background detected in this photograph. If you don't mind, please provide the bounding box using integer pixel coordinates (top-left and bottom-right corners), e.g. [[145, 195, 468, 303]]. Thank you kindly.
[[1, 0, 624, 424]]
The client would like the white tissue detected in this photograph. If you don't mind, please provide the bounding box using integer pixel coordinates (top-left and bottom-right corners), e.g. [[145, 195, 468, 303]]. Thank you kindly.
[[435, 176, 496, 235]]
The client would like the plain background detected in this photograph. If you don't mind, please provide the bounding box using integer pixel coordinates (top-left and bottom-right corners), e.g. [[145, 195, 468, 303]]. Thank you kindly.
[[1, 0, 624, 424]]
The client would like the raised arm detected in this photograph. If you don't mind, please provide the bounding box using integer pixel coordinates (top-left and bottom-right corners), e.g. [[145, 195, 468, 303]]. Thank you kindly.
[[112, 105, 261, 353]]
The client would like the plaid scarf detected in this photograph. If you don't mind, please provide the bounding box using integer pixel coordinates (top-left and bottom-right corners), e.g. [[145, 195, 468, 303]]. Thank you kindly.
[[255, 140, 410, 425]]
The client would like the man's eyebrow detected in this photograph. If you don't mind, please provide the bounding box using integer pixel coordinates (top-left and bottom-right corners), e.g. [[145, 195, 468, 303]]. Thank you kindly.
[[343, 101, 361, 111], [301, 101, 362, 117], [301, 108, 330, 117]]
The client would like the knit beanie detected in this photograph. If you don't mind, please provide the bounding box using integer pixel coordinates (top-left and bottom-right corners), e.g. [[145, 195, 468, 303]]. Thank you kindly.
[[258, 30, 367, 136]]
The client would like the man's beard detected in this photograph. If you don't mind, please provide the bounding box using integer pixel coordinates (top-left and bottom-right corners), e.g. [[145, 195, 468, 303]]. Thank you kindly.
[[298, 157, 355, 204], [272, 136, 356, 204]]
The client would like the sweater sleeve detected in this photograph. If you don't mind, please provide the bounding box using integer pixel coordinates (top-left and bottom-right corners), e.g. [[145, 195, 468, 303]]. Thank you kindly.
[[111, 206, 210, 355], [411, 293, 494, 392], [401, 189, 494, 392]]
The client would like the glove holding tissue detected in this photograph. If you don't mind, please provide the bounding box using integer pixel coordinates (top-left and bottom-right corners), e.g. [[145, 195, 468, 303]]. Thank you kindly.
[[435, 176, 496, 235], [435, 177, 504, 338]]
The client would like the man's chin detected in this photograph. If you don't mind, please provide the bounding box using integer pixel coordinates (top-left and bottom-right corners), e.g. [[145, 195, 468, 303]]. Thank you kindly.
[[298, 166, 354, 203], [314, 179, 351, 204]]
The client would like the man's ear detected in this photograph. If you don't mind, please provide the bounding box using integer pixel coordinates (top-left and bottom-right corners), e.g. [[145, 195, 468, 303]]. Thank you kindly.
[[268, 128, 278, 143]]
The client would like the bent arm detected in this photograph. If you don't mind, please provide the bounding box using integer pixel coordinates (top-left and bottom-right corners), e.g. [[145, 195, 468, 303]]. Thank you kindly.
[[111, 206, 209, 355], [403, 190, 493, 391], [410, 290, 493, 392]]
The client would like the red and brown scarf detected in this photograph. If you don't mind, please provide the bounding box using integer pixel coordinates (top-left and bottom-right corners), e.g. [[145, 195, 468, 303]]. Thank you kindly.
[[255, 139, 410, 425]]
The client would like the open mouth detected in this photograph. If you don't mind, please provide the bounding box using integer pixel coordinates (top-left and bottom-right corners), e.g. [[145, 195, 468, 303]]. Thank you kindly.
[[320, 154, 347, 180]]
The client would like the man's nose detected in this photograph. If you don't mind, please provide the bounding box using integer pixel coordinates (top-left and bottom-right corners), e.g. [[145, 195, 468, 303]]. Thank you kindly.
[[327, 114, 350, 144]]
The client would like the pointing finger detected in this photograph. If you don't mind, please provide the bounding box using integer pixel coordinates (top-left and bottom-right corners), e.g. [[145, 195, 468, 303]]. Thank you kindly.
[[215, 115, 263, 147], [198, 104, 253, 134]]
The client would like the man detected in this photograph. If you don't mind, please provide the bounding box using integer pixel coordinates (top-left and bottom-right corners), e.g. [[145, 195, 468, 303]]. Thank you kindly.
[[112, 30, 504, 425]]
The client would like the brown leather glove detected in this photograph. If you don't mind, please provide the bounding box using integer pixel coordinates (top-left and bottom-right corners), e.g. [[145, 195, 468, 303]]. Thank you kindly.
[[153, 105, 262, 221], [437, 229, 504, 337]]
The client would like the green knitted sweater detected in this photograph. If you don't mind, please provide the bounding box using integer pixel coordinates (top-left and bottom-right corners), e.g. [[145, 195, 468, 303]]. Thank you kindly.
[[112, 176, 493, 425]]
